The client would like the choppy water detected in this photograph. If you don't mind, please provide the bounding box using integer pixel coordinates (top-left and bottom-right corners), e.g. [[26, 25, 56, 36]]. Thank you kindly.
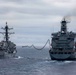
[[0, 47, 76, 75]]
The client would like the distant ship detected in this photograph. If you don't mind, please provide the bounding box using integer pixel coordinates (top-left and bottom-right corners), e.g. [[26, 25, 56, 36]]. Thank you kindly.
[[49, 18, 76, 60], [0, 22, 17, 58]]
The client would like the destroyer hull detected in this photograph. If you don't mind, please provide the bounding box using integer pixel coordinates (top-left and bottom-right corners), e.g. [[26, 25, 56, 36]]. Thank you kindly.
[[0, 50, 16, 58], [4, 52, 16, 58], [0, 51, 5, 58]]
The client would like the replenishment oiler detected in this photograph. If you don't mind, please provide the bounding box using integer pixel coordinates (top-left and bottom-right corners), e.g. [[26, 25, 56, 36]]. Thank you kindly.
[[0, 22, 17, 58], [49, 18, 76, 60]]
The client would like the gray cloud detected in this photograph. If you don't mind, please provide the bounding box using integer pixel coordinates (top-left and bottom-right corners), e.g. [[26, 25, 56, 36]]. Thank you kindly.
[[0, 4, 71, 19], [0, 0, 43, 4], [0, 0, 74, 16], [0, 0, 75, 46]]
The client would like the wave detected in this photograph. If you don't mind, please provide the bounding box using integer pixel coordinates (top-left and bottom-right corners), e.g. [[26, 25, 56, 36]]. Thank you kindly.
[[14, 56, 23, 59]]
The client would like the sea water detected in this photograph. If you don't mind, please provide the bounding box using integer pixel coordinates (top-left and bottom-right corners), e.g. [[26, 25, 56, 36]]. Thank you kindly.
[[0, 46, 76, 75]]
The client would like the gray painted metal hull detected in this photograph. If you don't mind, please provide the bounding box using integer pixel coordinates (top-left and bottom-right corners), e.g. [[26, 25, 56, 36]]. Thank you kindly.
[[0, 51, 5, 58], [49, 51, 76, 60], [0, 50, 16, 58]]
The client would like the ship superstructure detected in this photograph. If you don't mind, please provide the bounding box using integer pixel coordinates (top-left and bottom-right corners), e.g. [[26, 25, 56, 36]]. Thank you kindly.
[[0, 22, 17, 58], [49, 18, 76, 60]]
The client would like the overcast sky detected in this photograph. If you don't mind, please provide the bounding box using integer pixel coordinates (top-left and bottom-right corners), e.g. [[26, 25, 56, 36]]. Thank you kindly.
[[0, 0, 76, 46]]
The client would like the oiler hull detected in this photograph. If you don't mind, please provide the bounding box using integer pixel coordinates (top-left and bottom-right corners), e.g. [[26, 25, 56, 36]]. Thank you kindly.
[[49, 50, 76, 60]]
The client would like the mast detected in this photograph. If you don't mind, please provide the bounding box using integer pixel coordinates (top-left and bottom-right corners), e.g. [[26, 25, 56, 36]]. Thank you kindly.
[[61, 18, 67, 33], [5, 22, 9, 42], [0, 22, 14, 42]]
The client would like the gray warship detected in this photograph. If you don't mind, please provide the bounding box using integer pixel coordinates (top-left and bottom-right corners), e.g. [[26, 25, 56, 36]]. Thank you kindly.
[[49, 18, 76, 60], [0, 22, 17, 58]]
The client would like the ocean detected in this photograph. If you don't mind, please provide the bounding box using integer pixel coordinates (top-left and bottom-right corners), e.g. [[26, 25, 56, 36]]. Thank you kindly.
[[0, 46, 76, 75]]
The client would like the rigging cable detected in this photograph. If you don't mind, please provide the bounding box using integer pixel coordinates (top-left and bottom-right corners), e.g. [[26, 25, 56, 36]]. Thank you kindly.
[[22, 39, 51, 50]]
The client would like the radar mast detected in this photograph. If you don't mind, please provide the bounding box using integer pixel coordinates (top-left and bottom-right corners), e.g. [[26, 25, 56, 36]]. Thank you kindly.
[[0, 22, 14, 43], [61, 18, 68, 33]]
